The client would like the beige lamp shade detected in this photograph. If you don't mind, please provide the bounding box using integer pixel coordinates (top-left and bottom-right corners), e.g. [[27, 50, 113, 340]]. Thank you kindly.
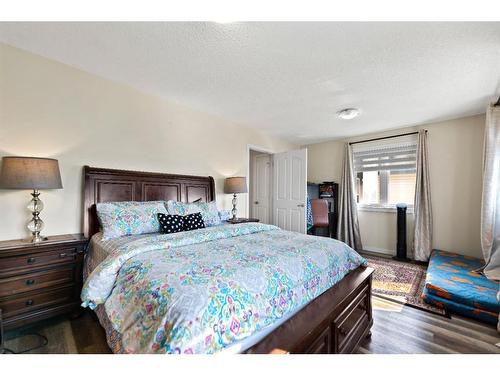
[[224, 177, 247, 194], [0, 156, 63, 190]]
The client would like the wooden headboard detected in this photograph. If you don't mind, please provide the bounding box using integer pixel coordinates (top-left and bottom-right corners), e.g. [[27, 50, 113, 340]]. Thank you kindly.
[[83, 166, 216, 239]]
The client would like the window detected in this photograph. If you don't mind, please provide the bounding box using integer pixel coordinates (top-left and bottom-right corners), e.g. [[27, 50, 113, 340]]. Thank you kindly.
[[353, 135, 417, 210]]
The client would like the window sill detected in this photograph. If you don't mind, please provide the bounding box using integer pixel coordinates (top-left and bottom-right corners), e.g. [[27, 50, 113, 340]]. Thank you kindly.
[[357, 204, 414, 214]]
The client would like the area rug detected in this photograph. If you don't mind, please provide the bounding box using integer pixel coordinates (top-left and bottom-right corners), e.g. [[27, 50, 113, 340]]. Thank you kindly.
[[365, 255, 448, 316]]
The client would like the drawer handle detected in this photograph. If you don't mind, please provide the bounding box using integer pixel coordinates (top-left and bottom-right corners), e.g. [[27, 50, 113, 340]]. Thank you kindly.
[[26, 299, 34, 306], [59, 252, 76, 259], [27, 257, 36, 264], [26, 279, 36, 286]]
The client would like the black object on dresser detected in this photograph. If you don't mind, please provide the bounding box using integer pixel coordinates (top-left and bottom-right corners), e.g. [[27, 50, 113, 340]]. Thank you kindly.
[[227, 218, 260, 224], [0, 234, 87, 330]]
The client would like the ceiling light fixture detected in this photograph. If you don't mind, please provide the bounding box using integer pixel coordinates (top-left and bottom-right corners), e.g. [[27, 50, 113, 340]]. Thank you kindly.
[[337, 108, 360, 120]]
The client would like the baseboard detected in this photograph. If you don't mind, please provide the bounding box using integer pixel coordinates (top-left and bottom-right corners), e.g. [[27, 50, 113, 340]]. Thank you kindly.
[[361, 246, 395, 256]]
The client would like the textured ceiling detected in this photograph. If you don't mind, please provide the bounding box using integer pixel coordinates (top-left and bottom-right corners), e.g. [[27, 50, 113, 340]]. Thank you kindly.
[[1, 22, 499, 143]]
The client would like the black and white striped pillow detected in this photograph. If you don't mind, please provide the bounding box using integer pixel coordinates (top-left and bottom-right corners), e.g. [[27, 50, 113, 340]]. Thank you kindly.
[[183, 212, 205, 231], [157, 213, 184, 234]]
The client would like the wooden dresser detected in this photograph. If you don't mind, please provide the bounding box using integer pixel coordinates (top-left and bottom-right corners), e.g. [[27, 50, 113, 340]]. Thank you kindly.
[[0, 234, 87, 330], [227, 218, 260, 224]]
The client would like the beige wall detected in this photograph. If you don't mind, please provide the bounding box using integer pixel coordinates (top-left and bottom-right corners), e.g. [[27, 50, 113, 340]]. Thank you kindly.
[[305, 115, 485, 258], [0, 43, 295, 241]]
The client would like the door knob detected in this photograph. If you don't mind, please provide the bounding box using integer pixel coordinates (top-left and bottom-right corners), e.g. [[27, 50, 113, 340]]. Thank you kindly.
[[297, 204, 305, 207], [254, 201, 259, 204]]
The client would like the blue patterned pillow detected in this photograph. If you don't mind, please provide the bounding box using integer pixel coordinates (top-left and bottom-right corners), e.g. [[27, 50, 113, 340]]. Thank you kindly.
[[166, 200, 221, 227], [96, 201, 168, 240], [218, 210, 231, 221]]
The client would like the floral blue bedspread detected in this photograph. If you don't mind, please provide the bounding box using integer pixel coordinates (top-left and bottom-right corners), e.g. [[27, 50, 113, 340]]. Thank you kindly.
[[81, 223, 366, 354]]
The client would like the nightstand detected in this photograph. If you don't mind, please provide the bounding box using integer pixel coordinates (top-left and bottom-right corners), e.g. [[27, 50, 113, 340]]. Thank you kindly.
[[227, 218, 260, 224], [0, 234, 87, 331]]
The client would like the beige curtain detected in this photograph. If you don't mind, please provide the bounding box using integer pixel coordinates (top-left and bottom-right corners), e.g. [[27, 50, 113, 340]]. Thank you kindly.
[[413, 130, 433, 261], [337, 144, 363, 251], [481, 104, 500, 281]]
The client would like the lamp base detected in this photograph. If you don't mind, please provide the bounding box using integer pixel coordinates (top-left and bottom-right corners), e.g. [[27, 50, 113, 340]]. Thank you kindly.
[[27, 190, 47, 243], [30, 233, 48, 243], [22, 234, 48, 244], [231, 193, 238, 221]]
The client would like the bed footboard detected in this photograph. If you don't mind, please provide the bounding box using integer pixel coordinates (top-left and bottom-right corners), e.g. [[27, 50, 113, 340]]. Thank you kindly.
[[245, 266, 374, 354]]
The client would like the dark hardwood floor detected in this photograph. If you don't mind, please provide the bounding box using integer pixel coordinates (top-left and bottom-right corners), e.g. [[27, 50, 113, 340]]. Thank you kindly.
[[4, 296, 499, 354], [359, 296, 500, 354], [3, 311, 111, 354]]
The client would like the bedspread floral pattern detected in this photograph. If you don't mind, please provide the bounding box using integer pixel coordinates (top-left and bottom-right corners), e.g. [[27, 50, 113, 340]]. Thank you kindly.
[[81, 223, 366, 353]]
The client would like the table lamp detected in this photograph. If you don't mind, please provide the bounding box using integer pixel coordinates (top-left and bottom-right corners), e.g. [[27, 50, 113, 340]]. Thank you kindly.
[[224, 177, 247, 221], [0, 156, 63, 242]]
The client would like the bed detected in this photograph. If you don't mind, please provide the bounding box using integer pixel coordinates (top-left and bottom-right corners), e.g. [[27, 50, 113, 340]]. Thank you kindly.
[[81, 166, 374, 354]]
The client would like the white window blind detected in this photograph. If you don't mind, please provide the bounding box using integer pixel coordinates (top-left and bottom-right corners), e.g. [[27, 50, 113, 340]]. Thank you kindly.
[[352, 134, 418, 208], [352, 135, 417, 173]]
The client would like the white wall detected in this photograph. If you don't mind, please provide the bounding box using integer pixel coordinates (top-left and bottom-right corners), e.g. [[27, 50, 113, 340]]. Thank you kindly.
[[0, 43, 295, 241], [305, 115, 485, 258]]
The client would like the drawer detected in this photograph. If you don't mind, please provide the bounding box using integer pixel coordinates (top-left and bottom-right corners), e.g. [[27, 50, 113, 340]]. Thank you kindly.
[[0, 286, 74, 318], [0, 266, 75, 297], [335, 285, 369, 353], [305, 326, 331, 354], [0, 247, 79, 275]]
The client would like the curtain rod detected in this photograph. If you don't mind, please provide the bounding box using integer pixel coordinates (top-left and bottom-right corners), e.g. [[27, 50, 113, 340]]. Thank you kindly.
[[349, 130, 427, 146], [349, 97, 497, 147]]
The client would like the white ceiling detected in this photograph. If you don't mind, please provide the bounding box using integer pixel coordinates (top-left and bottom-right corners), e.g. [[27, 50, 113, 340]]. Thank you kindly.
[[1, 22, 499, 143]]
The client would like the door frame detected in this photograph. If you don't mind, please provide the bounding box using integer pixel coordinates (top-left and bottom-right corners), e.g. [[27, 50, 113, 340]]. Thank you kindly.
[[246, 144, 274, 221]]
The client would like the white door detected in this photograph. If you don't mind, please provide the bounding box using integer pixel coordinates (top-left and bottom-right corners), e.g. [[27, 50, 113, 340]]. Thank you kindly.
[[251, 153, 272, 224], [272, 149, 307, 233]]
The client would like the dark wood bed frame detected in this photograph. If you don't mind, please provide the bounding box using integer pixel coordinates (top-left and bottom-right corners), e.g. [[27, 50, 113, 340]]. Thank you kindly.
[[83, 166, 373, 354]]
